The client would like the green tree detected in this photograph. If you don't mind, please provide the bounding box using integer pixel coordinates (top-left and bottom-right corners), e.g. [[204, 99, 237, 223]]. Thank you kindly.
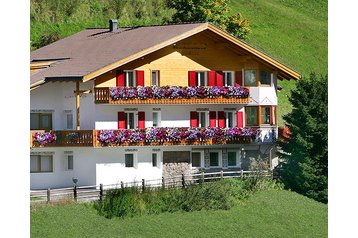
[[168, 0, 250, 39], [277, 73, 328, 203]]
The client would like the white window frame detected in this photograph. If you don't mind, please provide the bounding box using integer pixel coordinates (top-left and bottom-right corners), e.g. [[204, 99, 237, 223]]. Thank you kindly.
[[151, 70, 159, 86], [126, 111, 138, 129], [224, 111, 237, 128], [196, 71, 208, 86], [65, 154, 74, 171], [197, 111, 209, 128], [30, 155, 54, 173], [124, 153, 137, 169], [124, 70, 137, 87], [151, 152, 161, 168], [227, 150, 240, 168], [64, 111, 74, 130], [152, 111, 161, 127], [191, 151, 204, 168], [209, 150, 222, 168], [223, 71, 235, 86]]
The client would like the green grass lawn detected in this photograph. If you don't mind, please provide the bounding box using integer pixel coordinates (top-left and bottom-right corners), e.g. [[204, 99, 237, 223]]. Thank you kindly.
[[31, 189, 327, 238]]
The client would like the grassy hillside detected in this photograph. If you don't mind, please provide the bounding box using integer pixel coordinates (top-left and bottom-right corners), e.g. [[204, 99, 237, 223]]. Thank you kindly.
[[31, 190, 328, 237], [230, 0, 328, 125]]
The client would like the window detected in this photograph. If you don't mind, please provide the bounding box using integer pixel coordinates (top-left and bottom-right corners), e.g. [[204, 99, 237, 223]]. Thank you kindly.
[[125, 71, 137, 87], [197, 111, 208, 127], [30, 155, 53, 173], [191, 152, 202, 167], [261, 107, 271, 125], [244, 69, 257, 86], [224, 111, 236, 128], [152, 71, 159, 86], [66, 155, 74, 170], [245, 107, 258, 126], [209, 152, 219, 167], [30, 113, 52, 130], [260, 70, 271, 86], [228, 152, 237, 167], [152, 153, 159, 167], [196, 72, 207, 86], [65, 112, 73, 130], [125, 154, 134, 168], [223, 71, 234, 86], [126, 112, 137, 129], [152, 111, 161, 127]]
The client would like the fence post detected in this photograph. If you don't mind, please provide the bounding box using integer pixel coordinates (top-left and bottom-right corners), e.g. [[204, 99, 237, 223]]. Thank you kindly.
[[121, 181, 124, 189], [241, 170, 244, 179], [47, 188, 50, 203], [182, 174, 185, 188], [142, 179, 145, 192], [162, 176, 165, 189], [99, 184, 103, 201], [73, 185, 77, 202], [221, 170, 224, 180], [201, 171, 204, 183]]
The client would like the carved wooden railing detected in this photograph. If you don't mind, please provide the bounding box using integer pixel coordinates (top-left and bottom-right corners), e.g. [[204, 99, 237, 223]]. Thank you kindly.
[[30, 129, 257, 148], [31, 130, 95, 147], [94, 87, 250, 104]]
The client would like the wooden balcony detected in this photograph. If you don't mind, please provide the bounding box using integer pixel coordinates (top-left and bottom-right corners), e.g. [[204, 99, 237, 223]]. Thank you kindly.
[[94, 87, 250, 105], [30, 129, 256, 148]]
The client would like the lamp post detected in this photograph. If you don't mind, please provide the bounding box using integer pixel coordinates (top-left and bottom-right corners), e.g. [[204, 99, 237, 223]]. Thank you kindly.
[[72, 177, 78, 201]]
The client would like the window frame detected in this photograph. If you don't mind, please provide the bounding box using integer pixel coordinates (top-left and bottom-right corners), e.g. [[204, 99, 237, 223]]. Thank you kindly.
[[124, 153, 137, 168], [30, 112, 53, 130], [227, 150, 239, 168], [152, 111, 161, 127], [245, 106, 277, 126], [151, 152, 161, 168], [151, 70, 159, 86], [30, 155, 53, 173], [196, 71, 208, 86], [209, 150, 222, 168], [243, 69, 258, 87], [64, 111, 74, 130], [197, 111, 209, 128], [260, 106, 272, 125], [124, 70, 137, 87], [224, 111, 236, 128], [66, 155, 74, 171], [191, 151, 203, 168], [125, 111, 138, 129], [259, 69, 272, 86], [245, 106, 259, 126], [223, 71, 235, 86]]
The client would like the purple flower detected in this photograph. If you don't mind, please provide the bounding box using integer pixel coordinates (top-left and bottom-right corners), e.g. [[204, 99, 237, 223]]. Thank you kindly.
[[33, 131, 56, 145], [97, 130, 117, 144]]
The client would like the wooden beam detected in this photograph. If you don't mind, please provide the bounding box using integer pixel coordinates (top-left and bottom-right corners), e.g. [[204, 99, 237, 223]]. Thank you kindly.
[[76, 81, 80, 130]]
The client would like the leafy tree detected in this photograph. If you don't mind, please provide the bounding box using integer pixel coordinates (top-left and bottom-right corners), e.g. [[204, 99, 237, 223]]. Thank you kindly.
[[168, 0, 250, 39], [276, 73, 328, 203]]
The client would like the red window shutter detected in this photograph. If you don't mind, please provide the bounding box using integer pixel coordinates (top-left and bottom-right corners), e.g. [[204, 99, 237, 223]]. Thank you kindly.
[[188, 71, 197, 86], [136, 70, 145, 86], [116, 70, 125, 86], [218, 111, 225, 127], [118, 112, 126, 129], [190, 111, 198, 127], [216, 71, 223, 86], [237, 111, 243, 127], [138, 111, 145, 129], [235, 71, 243, 86], [209, 111, 216, 127], [208, 71, 216, 86]]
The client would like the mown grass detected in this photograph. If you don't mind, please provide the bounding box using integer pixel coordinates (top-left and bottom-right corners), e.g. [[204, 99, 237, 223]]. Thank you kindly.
[[230, 0, 328, 125], [31, 189, 327, 238]]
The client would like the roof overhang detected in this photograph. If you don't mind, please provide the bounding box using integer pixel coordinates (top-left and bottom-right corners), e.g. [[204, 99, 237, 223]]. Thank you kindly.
[[82, 22, 301, 82]]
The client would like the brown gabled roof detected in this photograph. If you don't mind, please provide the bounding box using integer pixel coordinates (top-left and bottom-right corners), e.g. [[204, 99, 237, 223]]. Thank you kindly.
[[30, 22, 301, 88]]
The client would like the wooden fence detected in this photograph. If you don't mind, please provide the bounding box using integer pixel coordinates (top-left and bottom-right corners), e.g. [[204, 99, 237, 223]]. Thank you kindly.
[[30, 170, 272, 203]]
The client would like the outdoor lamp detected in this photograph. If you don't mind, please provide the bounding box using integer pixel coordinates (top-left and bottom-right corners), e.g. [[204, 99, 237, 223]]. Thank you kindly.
[[72, 177, 78, 185]]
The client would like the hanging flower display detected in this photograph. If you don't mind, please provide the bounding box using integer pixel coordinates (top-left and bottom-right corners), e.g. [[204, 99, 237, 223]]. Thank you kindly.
[[33, 131, 57, 145]]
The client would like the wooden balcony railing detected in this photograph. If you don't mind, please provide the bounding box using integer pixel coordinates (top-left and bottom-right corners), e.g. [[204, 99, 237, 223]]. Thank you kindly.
[[94, 87, 250, 105], [30, 128, 258, 148], [31, 130, 95, 147]]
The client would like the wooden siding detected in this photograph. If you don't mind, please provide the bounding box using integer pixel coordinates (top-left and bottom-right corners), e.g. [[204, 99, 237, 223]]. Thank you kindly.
[[93, 32, 259, 88]]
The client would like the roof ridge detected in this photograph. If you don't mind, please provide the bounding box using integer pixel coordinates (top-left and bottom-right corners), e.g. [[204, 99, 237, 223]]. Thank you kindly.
[[85, 21, 208, 30]]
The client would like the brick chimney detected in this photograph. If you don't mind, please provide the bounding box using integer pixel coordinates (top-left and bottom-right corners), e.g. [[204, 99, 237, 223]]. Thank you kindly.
[[109, 19, 118, 32]]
